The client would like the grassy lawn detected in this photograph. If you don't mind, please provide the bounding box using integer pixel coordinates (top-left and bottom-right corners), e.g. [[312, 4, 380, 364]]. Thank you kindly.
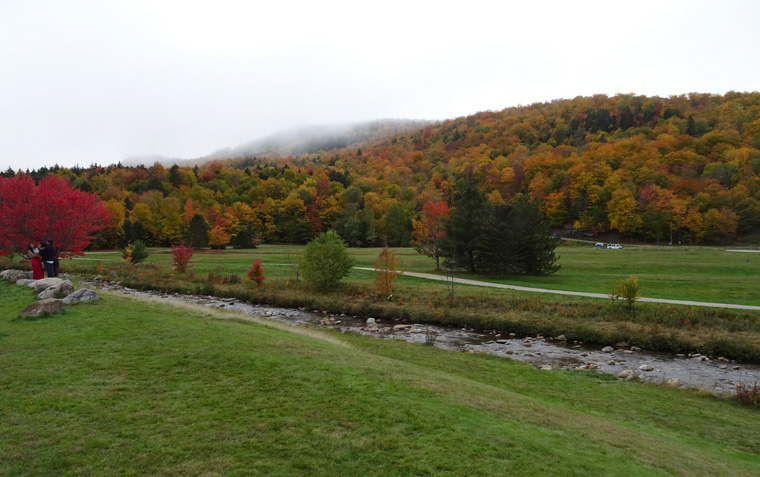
[[75, 243, 760, 305], [2, 280, 760, 475]]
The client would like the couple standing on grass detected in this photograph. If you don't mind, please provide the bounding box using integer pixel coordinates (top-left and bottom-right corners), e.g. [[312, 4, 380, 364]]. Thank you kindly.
[[28, 240, 57, 279]]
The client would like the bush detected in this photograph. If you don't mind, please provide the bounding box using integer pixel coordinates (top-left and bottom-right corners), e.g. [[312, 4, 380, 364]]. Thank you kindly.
[[122, 239, 148, 264], [374, 245, 402, 298], [300, 230, 355, 292], [612, 274, 640, 309], [170, 243, 194, 272], [735, 382, 760, 408], [248, 260, 266, 287]]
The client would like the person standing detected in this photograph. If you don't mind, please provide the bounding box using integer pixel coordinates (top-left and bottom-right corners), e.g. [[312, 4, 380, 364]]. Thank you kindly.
[[40, 240, 57, 277], [28, 243, 44, 280]]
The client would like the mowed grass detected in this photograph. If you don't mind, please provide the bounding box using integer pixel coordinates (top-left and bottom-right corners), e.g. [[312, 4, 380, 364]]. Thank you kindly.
[[2, 281, 760, 475], [78, 243, 760, 305]]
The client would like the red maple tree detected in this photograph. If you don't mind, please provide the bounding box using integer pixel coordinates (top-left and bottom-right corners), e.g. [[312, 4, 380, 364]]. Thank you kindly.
[[411, 201, 450, 270], [0, 174, 112, 258], [169, 243, 195, 272]]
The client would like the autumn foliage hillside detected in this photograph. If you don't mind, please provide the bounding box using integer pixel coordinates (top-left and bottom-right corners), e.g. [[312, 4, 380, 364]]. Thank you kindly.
[[6, 92, 760, 249]]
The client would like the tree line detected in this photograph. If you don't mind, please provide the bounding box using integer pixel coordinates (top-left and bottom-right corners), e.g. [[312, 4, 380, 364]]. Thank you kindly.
[[3, 92, 759, 258]]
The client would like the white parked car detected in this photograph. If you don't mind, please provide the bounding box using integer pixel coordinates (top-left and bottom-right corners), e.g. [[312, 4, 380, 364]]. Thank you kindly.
[[606, 243, 623, 249]]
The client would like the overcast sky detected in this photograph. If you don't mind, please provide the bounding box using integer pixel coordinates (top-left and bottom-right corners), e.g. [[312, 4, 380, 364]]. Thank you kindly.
[[1, 0, 758, 171]]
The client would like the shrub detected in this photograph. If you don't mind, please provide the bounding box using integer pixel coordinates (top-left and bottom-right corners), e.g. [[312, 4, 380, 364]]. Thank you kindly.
[[122, 239, 148, 265], [207, 268, 242, 285], [735, 382, 760, 408], [248, 260, 266, 287], [612, 274, 639, 309], [300, 230, 354, 292], [374, 245, 402, 298], [170, 243, 194, 272]]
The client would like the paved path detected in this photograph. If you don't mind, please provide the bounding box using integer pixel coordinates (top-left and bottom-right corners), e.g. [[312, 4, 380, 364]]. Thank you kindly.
[[354, 268, 760, 311]]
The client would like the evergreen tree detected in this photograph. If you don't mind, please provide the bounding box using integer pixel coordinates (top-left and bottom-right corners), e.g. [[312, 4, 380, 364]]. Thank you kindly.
[[230, 223, 259, 249], [474, 195, 561, 275], [168, 164, 182, 188], [186, 213, 209, 249], [443, 174, 490, 272]]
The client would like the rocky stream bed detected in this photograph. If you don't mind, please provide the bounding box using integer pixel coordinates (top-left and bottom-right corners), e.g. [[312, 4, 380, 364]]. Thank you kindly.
[[88, 279, 760, 394]]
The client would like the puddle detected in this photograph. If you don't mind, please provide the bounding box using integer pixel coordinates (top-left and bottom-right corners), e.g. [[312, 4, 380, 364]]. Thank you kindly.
[[88, 280, 760, 394]]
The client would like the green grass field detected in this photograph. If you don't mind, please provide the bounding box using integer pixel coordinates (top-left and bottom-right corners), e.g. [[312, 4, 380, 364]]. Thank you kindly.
[[78, 243, 760, 305], [2, 281, 760, 475]]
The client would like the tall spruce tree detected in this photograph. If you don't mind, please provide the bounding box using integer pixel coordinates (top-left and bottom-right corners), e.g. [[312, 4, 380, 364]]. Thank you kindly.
[[185, 213, 209, 249], [474, 195, 561, 275], [443, 174, 490, 272]]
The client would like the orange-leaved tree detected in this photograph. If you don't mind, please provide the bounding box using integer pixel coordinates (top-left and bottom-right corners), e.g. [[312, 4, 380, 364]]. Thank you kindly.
[[411, 201, 450, 270], [374, 245, 402, 298]]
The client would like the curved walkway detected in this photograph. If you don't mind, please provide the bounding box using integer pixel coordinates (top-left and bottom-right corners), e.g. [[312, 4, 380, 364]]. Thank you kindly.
[[354, 268, 760, 311]]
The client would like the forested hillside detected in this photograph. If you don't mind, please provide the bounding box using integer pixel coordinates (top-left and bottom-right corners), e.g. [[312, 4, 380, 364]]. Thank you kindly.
[[6, 92, 760, 249]]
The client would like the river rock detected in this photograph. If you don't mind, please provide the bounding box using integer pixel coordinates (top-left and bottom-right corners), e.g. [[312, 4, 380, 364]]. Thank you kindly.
[[666, 378, 681, 387], [392, 324, 412, 331], [555, 334, 567, 341], [62, 288, 100, 304], [618, 370, 632, 379], [29, 277, 64, 293], [38, 280, 75, 300], [495, 339, 508, 344], [20, 298, 64, 318], [639, 364, 654, 371], [540, 365, 553, 371], [601, 346, 614, 353]]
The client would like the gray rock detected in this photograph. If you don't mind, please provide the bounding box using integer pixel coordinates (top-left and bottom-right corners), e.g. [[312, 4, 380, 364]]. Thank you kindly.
[[38, 280, 75, 300], [618, 370, 632, 379], [666, 378, 681, 386], [2, 269, 31, 282], [29, 277, 64, 293], [20, 298, 64, 318], [392, 324, 412, 330], [639, 364, 654, 372], [62, 288, 100, 304], [16, 279, 35, 286], [539, 365, 553, 371], [601, 346, 614, 353], [555, 334, 567, 341]]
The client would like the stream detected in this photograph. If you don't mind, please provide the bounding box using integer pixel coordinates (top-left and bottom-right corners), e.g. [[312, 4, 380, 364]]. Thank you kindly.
[[87, 279, 760, 394]]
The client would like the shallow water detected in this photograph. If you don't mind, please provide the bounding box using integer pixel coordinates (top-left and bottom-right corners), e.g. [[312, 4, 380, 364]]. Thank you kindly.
[[89, 280, 760, 394]]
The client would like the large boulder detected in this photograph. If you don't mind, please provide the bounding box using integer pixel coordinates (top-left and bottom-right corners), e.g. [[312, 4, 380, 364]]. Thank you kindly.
[[38, 280, 75, 300], [2, 270, 31, 282], [28, 277, 64, 293], [16, 279, 35, 286], [62, 288, 100, 304], [20, 298, 64, 318]]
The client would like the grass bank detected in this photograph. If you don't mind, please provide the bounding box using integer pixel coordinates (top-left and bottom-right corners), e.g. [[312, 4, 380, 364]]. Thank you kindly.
[[2, 281, 760, 475], [4, 243, 760, 361]]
